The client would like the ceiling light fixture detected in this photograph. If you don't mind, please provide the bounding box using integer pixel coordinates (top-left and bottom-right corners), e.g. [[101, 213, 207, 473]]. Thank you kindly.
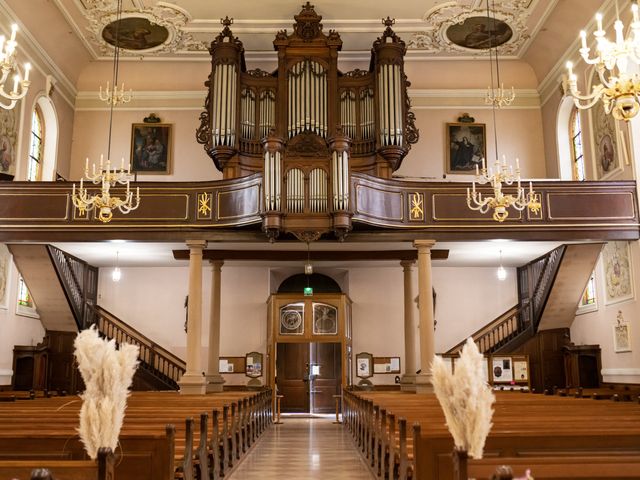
[[484, 0, 515, 108], [566, 1, 640, 121], [497, 250, 507, 281], [98, 5, 132, 106], [72, 0, 140, 223], [467, 0, 540, 223], [0, 23, 31, 110], [112, 251, 121, 282]]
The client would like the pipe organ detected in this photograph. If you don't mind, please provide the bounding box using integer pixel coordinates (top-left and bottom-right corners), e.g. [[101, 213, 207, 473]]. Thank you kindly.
[[196, 5, 418, 241]]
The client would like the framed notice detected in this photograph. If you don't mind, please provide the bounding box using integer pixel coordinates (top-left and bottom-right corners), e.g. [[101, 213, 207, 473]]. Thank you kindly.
[[491, 357, 513, 383], [373, 356, 401, 374], [513, 360, 529, 382], [219, 356, 246, 374], [356, 352, 373, 378]]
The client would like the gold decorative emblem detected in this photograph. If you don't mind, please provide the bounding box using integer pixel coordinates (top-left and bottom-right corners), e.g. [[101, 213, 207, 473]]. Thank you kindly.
[[409, 192, 424, 221], [198, 192, 212, 217]]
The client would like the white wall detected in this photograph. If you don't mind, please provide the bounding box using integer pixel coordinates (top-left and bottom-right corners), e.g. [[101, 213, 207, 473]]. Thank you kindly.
[[0, 256, 46, 386], [96, 262, 519, 388], [571, 241, 640, 384]]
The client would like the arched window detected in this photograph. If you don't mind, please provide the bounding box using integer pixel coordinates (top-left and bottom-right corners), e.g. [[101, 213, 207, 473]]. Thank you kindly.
[[569, 108, 585, 181], [27, 106, 43, 181]]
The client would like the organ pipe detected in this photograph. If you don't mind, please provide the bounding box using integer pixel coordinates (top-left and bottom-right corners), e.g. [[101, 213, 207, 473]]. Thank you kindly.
[[340, 90, 356, 139], [241, 88, 256, 139], [332, 150, 349, 211], [309, 168, 328, 213], [259, 90, 276, 139], [378, 63, 403, 147], [211, 63, 237, 147], [287, 60, 327, 138], [286, 169, 305, 213], [263, 150, 281, 211]]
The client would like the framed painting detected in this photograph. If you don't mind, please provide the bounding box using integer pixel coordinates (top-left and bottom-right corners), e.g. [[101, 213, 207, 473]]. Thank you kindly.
[[589, 70, 623, 179], [602, 241, 634, 305], [613, 322, 631, 353], [446, 122, 486, 174], [0, 243, 10, 309], [130, 123, 172, 174]]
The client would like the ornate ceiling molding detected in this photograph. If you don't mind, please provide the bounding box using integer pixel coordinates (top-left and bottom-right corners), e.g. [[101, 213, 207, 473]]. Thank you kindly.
[[83, 0, 208, 56], [408, 0, 532, 56]]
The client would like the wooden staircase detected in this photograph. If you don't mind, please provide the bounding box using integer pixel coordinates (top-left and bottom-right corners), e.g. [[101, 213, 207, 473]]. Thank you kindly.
[[446, 245, 567, 355], [15, 244, 185, 391]]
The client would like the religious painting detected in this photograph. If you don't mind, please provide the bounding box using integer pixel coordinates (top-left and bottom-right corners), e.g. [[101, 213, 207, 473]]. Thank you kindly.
[[0, 108, 17, 178], [613, 312, 631, 353], [102, 17, 169, 51], [446, 122, 486, 174], [590, 71, 622, 179], [446, 16, 513, 50], [0, 243, 10, 309], [130, 123, 172, 174], [602, 241, 634, 305]]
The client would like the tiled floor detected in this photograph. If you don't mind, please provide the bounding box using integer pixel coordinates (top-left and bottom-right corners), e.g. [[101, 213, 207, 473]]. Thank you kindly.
[[227, 417, 375, 479]]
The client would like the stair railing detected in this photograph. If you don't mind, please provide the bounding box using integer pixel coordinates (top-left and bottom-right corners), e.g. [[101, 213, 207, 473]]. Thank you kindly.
[[47, 245, 98, 330], [445, 245, 567, 355], [93, 305, 186, 389]]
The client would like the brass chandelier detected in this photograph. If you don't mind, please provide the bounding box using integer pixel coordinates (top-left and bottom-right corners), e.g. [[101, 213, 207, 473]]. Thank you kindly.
[[566, 2, 640, 121]]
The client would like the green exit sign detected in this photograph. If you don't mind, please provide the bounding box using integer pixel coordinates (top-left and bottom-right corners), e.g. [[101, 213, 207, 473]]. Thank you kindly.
[[304, 287, 313, 296]]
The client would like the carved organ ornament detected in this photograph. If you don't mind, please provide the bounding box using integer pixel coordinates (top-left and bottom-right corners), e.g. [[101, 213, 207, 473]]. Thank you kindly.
[[196, 5, 419, 241]]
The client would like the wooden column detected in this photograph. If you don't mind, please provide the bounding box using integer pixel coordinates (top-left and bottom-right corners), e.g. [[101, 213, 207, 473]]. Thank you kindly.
[[179, 239, 207, 395], [206, 260, 225, 393], [414, 239, 436, 394], [400, 260, 417, 392]]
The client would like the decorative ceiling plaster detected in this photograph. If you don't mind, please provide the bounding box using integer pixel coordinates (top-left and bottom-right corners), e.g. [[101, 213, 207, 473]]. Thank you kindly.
[[408, 0, 533, 56], [82, 0, 208, 56]]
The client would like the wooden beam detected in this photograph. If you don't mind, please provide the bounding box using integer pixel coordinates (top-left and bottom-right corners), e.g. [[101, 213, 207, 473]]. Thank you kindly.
[[172, 249, 449, 262]]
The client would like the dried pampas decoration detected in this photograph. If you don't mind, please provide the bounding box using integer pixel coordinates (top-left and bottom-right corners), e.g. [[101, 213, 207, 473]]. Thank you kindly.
[[74, 326, 139, 460], [432, 337, 495, 459]]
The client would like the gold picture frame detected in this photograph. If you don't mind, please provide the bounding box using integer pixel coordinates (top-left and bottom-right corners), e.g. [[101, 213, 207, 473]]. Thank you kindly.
[[445, 122, 486, 174], [130, 123, 172, 174]]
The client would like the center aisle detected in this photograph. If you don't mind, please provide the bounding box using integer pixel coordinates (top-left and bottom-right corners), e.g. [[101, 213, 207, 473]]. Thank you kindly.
[[227, 417, 376, 479]]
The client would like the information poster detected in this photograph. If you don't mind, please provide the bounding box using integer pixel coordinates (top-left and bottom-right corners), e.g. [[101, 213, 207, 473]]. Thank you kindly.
[[491, 357, 513, 382], [513, 360, 528, 381]]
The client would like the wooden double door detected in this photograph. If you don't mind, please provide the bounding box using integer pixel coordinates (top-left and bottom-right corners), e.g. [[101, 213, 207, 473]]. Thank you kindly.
[[276, 342, 341, 413]]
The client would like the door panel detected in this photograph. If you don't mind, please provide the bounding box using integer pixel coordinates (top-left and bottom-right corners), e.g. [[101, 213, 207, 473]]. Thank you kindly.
[[310, 342, 341, 414], [276, 343, 309, 413]]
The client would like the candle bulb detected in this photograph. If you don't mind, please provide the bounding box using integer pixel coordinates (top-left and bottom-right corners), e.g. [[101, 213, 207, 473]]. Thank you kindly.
[[580, 30, 587, 49], [10, 24, 17, 42], [85, 157, 89, 172], [634, 3, 639, 23], [472, 181, 476, 194], [24, 63, 30, 82], [516, 157, 520, 170], [136, 186, 140, 199], [120, 157, 124, 171], [99, 154, 104, 169], [475, 164, 479, 176], [72, 183, 75, 197], [529, 181, 533, 194], [481, 156, 486, 171], [596, 13, 603, 32], [80, 178, 83, 190], [12, 74, 18, 93], [566, 61, 573, 77]]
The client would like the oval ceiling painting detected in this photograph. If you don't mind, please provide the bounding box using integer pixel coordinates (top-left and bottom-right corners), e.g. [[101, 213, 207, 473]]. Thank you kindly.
[[446, 16, 513, 50], [102, 17, 169, 51]]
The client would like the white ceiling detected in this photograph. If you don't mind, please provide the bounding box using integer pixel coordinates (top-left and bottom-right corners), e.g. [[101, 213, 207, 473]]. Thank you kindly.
[[54, 0, 551, 60], [50, 239, 565, 268]]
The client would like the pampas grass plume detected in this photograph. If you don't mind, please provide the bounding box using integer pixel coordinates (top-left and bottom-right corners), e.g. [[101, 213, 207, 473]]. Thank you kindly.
[[74, 326, 139, 460], [432, 337, 495, 459]]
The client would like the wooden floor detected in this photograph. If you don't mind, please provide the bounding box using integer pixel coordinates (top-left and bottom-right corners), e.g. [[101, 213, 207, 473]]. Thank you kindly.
[[228, 417, 375, 479]]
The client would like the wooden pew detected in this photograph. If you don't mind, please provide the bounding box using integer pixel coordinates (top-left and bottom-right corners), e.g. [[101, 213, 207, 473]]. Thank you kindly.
[[343, 389, 640, 480], [0, 447, 114, 480]]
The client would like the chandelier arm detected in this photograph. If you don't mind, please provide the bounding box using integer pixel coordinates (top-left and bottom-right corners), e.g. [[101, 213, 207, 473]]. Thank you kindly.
[[0, 98, 17, 110]]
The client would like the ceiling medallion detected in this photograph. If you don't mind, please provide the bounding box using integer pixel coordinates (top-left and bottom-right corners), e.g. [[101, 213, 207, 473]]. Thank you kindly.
[[102, 17, 169, 51], [408, 0, 530, 56], [84, 1, 208, 56]]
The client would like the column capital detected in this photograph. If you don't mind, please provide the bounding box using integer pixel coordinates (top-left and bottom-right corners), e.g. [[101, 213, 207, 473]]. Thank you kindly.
[[209, 259, 225, 269], [413, 239, 436, 251], [186, 239, 207, 250], [400, 259, 415, 269]]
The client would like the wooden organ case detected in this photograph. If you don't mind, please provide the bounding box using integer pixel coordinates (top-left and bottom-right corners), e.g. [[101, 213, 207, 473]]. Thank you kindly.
[[196, 3, 419, 240]]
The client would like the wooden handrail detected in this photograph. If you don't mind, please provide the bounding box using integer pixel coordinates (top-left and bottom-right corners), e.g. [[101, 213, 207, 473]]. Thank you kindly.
[[94, 305, 185, 386]]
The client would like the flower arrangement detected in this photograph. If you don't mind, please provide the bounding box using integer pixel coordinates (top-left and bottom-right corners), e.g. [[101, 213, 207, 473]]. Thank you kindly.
[[74, 326, 139, 459], [431, 337, 495, 459]]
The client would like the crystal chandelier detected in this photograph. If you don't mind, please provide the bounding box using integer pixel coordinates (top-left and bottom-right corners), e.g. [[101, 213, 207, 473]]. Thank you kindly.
[[467, 157, 541, 222], [71, 0, 140, 223], [0, 24, 31, 110], [484, 0, 515, 108], [72, 156, 140, 223], [98, 0, 132, 106], [566, 2, 640, 121]]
